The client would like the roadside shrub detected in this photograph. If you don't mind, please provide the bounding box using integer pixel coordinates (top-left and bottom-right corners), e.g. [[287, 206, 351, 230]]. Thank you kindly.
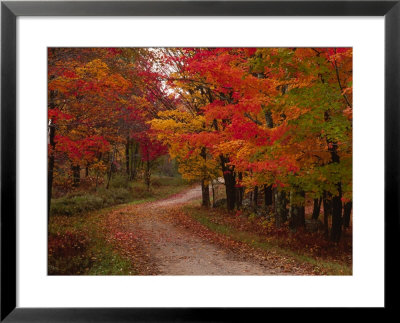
[[50, 188, 132, 216], [151, 178, 162, 187], [50, 194, 103, 216], [73, 195, 104, 212], [97, 187, 132, 206], [50, 175, 186, 217], [130, 182, 153, 198], [108, 174, 129, 189]]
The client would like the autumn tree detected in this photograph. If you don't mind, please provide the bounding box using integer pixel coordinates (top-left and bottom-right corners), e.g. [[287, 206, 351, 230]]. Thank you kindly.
[[48, 48, 170, 210], [150, 47, 352, 242]]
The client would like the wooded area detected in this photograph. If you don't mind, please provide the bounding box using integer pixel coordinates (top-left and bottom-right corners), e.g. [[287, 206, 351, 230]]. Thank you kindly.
[[48, 48, 352, 275]]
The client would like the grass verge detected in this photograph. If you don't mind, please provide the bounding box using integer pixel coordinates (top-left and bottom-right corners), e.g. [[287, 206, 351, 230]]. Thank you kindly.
[[184, 205, 352, 275], [50, 175, 188, 217], [48, 207, 135, 275]]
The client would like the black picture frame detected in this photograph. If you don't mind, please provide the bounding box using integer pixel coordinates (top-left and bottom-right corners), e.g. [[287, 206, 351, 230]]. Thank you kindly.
[[1, 0, 398, 321]]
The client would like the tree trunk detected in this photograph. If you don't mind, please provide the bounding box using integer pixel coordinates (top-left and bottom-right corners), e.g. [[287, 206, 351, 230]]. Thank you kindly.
[[71, 165, 80, 187], [312, 198, 322, 220], [329, 142, 343, 243], [224, 171, 236, 211], [236, 172, 244, 209], [235, 187, 241, 209], [264, 110, 274, 128], [201, 179, 210, 207], [289, 190, 305, 231], [106, 148, 116, 189], [200, 147, 210, 207], [330, 183, 343, 243], [130, 142, 139, 180], [343, 201, 352, 228], [253, 186, 259, 210], [322, 191, 332, 239], [275, 190, 287, 227], [264, 184, 273, 209], [220, 155, 236, 211], [125, 136, 130, 177], [106, 167, 112, 189], [145, 151, 151, 191], [211, 180, 216, 208], [325, 110, 343, 242]]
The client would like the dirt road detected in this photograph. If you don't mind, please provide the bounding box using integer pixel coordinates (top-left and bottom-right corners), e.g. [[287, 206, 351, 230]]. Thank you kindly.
[[106, 186, 306, 275]]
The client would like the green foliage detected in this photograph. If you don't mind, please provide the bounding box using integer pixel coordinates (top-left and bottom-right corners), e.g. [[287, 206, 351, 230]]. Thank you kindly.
[[108, 173, 129, 189]]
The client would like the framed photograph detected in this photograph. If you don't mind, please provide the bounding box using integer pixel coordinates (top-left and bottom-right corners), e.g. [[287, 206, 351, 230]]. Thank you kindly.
[[1, 0, 398, 321]]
